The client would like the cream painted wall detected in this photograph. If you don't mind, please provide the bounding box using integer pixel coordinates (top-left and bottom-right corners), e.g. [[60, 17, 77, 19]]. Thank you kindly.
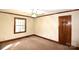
[[35, 11, 79, 47], [0, 13, 34, 41]]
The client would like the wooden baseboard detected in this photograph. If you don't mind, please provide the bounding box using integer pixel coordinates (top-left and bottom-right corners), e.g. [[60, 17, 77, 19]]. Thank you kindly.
[[0, 34, 35, 43], [33, 34, 59, 43], [33, 34, 79, 49], [0, 34, 79, 49]]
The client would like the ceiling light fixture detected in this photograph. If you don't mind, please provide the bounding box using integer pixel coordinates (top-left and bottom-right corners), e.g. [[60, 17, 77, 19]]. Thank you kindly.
[[31, 9, 38, 17]]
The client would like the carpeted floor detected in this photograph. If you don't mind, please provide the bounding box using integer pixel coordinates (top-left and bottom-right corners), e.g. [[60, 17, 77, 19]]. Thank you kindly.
[[0, 36, 78, 50]]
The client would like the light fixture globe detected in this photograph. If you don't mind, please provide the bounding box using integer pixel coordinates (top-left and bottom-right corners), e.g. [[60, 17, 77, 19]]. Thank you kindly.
[[31, 9, 38, 17], [32, 13, 37, 17]]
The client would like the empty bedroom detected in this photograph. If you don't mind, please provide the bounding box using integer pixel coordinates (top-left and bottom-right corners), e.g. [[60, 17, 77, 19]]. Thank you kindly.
[[0, 9, 79, 50]]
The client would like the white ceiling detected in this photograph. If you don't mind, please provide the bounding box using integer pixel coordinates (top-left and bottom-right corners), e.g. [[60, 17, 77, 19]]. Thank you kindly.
[[0, 0, 78, 17], [0, 9, 74, 17]]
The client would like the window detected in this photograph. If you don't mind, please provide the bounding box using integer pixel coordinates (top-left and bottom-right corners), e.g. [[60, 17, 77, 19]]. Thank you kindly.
[[14, 17, 26, 34]]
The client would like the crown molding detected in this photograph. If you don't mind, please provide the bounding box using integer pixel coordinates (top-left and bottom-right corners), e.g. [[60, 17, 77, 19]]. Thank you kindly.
[[0, 11, 34, 18], [36, 9, 79, 18], [0, 9, 79, 18]]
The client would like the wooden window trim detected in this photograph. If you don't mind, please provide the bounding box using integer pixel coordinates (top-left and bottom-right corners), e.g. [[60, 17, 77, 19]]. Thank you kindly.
[[14, 17, 26, 34]]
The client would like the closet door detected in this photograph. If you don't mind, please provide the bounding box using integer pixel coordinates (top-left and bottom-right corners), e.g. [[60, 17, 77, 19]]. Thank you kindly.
[[59, 15, 71, 46]]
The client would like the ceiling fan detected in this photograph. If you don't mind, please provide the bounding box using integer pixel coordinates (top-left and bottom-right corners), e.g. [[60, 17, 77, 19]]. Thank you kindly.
[[31, 9, 38, 17], [31, 9, 45, 17]]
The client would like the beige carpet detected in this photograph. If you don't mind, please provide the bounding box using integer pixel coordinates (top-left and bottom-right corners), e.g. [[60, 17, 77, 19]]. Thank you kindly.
[[0, 36, 77, 50]]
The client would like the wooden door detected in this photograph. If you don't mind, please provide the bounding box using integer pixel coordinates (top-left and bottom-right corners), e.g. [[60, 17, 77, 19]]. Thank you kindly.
[[59, 15, 71, 46]]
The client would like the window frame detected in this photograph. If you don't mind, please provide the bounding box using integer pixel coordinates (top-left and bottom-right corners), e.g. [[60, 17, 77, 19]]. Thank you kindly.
[[14, 17, 26, 34]]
